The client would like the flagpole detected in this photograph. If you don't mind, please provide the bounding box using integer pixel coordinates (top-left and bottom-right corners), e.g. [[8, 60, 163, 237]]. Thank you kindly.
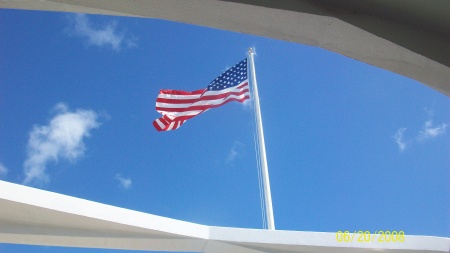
[[248, 48, 275, 230]]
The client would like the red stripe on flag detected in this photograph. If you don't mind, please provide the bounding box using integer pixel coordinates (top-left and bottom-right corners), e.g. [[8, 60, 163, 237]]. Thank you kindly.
[[156, 89, 250, 112], [156, 83, 249, 104], [159, 89, 205, 95]]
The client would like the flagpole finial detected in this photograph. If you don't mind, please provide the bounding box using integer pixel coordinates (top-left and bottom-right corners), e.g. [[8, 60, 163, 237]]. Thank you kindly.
[[248, 47, 253, 54]]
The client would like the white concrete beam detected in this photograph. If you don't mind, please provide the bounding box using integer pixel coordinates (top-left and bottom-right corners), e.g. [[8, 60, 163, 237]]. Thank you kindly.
[[0, 0, 449, 97], [0, 180, 448, 252]]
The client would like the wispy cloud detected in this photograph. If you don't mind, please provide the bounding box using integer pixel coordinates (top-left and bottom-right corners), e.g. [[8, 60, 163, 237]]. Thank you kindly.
[[417, 120, 447, 141], [227, 141, 245, 162], [393, 107, 448, 152], [0, 162, 8, 178], [23, 103, 100, 185], [115, 174, 132, 189], [68, 13, 136, 51], [392, 128, 407, 152]]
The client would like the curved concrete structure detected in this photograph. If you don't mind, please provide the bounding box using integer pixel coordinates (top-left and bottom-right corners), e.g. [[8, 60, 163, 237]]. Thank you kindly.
[[0, 180, 449, 252], [0, 1, 449, 252], [1, 0, 449, 96]]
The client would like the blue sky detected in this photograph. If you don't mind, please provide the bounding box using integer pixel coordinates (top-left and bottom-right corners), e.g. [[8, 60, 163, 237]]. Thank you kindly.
[[0, 8, 449, 252]]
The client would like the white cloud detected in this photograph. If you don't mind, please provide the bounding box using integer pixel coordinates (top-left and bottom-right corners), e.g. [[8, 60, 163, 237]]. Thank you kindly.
[[69, 13, 136, 51], [393, 108, 448, 152], [227, 141, 245, 162], [0, 163, 8, 178], [115, 174, 132, 189], [23, 103, 100, 185], [417, 120, 447, 141], [393, 127, 407, 152]]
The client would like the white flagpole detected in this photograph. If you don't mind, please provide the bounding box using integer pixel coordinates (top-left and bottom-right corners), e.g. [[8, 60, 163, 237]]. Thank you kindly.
[[248, 48, 275, 230]]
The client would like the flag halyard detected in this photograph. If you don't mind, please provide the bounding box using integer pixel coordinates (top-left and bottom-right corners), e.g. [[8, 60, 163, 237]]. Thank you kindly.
[[153, 58, 249, 131]]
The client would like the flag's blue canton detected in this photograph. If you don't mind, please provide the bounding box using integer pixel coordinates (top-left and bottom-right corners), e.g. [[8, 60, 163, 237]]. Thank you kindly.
[[207, 59, 247, 91]]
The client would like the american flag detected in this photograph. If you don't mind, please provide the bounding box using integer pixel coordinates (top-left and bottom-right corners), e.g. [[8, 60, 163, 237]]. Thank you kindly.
[[153, 58, 250, 131]]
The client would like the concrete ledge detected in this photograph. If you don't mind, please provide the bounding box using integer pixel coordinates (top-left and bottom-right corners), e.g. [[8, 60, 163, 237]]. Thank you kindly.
[[0, 0, 449, 96], [0, 180, 448, 252]]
